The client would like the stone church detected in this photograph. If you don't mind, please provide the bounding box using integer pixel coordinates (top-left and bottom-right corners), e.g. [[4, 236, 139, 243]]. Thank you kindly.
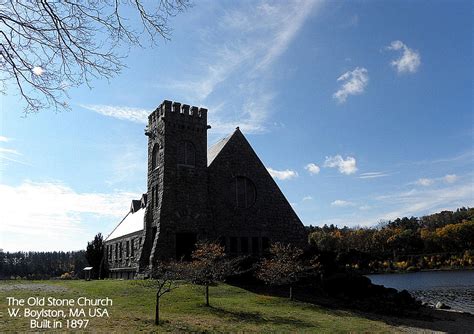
[[104, 100, 307, 279]]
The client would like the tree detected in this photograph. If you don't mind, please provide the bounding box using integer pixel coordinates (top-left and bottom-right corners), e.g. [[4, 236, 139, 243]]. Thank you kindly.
[[309, 229, 341, 252], [184, 242, 240, 306], [435, 219, 474, 252], [0, 250, 87, 279], [85, 233, 105, 279], [0, 0, 189, 113], [140, 262, 182, 325], [256, 243, 305, 300]]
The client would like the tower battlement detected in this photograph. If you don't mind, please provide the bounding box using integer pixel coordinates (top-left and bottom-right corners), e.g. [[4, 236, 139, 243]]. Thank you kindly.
[[148, 100, 207, 126]]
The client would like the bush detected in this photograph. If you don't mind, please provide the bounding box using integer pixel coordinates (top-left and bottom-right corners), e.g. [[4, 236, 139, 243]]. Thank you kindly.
[[60, 272, 73, 280]]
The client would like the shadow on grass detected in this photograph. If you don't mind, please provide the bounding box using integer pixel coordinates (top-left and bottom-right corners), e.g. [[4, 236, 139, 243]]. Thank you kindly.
[[229, 282, 474, 334], [206, 305, 317, 329]]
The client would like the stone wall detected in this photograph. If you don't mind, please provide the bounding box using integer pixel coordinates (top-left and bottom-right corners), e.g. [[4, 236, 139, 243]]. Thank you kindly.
[[208, 128, 308, 251], [141, 100, 211, 264], [105, 230, 142, 278]]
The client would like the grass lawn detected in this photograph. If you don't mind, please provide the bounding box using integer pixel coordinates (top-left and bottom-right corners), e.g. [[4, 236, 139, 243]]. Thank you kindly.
[[0, 280, 400, 333]]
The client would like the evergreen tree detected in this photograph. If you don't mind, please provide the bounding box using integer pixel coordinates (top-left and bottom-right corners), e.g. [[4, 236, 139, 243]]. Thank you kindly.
[[85, 233, 106, 279]]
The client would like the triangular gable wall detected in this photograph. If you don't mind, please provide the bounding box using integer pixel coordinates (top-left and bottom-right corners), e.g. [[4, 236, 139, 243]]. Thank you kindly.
[[208, 128, 307, 248]]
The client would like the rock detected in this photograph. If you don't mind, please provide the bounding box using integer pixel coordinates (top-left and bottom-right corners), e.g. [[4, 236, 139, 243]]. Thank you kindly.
[[435, 302, 451, 309]]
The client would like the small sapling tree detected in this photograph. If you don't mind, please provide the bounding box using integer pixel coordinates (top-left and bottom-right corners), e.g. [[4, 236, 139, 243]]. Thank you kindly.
[[141, 262, 183, 325], [256, 242, 305, 300], [184, 241, 240, 306]]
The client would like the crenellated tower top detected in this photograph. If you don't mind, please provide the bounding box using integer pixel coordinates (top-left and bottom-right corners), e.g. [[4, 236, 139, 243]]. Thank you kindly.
[[146, 99, 208, 132]]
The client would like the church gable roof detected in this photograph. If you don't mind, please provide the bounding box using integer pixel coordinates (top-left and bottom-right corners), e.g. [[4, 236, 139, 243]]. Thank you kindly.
[[207, 127, 261, 170], [105, 197, 146, 242], [130, 200, 141, 213], [207, 131, 234, 166]]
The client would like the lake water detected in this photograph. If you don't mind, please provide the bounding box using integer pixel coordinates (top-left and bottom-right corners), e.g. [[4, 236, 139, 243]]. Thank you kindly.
[[367, 270, 474, 314]]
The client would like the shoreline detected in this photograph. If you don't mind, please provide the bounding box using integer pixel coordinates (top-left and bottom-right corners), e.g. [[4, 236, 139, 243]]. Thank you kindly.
[[366, 269, 474, 316], [365, 266, 474, 275]]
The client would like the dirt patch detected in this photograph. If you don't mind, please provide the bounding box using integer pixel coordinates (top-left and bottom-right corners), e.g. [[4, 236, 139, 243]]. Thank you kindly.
[[0, 283, 69, 293], [361, 308, 474, 334]]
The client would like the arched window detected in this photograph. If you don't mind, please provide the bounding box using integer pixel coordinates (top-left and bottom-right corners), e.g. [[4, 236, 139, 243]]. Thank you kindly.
[[151, 144, 159, 170], [234, 176, 256, 208], [177, 141, 196, 166]]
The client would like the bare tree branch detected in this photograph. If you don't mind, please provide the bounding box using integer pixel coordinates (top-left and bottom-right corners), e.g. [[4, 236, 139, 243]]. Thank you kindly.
[[0, 0, 190, 114]]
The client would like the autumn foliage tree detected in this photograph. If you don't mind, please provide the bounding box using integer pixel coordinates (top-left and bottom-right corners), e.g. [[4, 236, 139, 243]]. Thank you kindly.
[[256, 243, 306, 300], [306, 207, 474, 272], [184, 242, 240, 306]]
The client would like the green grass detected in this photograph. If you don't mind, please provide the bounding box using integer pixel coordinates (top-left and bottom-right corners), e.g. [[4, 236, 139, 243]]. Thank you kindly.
[[0, 280, 400, 333]]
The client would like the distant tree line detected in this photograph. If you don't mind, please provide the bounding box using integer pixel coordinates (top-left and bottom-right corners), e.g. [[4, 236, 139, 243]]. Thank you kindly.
[[0, 251, 88, 279], [3, 207, 472, 279], [307, 207, 474, 272]]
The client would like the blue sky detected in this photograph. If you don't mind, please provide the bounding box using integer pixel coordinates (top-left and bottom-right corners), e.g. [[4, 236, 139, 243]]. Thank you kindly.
[[0, 0, 472, 251]]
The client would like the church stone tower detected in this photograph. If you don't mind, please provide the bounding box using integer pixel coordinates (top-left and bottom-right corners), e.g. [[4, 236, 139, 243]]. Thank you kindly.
[[105, 99, 308, 279], [138, 100, 211, 270]]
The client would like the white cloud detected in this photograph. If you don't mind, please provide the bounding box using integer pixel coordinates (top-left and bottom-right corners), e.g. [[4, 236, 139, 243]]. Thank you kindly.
[[410, 174, 459, 187], [32, 66, 44, 76], [0, 180, 139, 251], [82, 1, 322, 134], [332, 67, 368, 103], [378, 183, 473, 221], [331, 199, 355, 207], [0, 144, 28, 166], [376, 189, 417, 201], [397, 151, 473, 167], [254, 0, 320, 71], [163, 0, 322, 134], [0, 154, 28, 166], [387, 40, 421, 74], [340, 14, 359, 28], [416, 178, 434, 186], [305, 163, 320, 175], [210, 119, 267, 135], [318, 175, 473, 228], [358, 172, 389, 179], [324, 155, 358, 175], [267, 167, 298, 180], [444, 174, 458, 184], [81, 104, 149, 124], [106, 145, 147, 186], [0, 147, 20, 155], [303, 196, 313, 201], [0, 136, 10, 142]]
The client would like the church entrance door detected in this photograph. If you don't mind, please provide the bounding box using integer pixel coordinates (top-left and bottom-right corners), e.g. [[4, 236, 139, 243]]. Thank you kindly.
[[175, 233, 197, 260]]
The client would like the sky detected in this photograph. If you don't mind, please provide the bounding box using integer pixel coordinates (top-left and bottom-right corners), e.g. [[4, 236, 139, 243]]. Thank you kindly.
[[0, 0, 473, 251]]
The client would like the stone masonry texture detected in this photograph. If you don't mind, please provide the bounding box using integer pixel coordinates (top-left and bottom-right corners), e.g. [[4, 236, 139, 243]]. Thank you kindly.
[[104, 100, 307, 278]]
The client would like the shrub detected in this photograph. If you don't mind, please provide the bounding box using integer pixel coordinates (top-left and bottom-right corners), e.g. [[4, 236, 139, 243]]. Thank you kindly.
[[60, 272, 73, 280]]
